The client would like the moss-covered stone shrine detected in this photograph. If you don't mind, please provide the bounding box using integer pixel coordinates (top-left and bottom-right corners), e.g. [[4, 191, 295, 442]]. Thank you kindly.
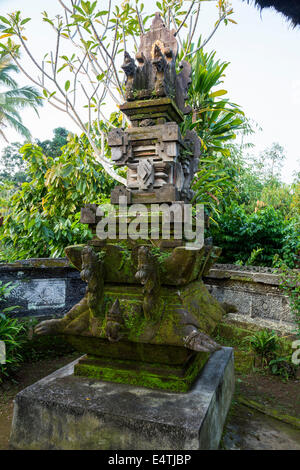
[[35, 13, 226, 392]]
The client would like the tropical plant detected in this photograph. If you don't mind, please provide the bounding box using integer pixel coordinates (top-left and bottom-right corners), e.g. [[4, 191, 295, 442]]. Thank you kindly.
[[179, 46, 246, 215], [0, 315, 25, 382], [0, 141, 28, 184], [259, 182, 293, 217], [36, 127, 70, 159], [244, 329, 279, 367], [0, 52, 42, 142], [254, 143, 286, 184], [0, 281, 23, 383], [184, 45, 244, 158]]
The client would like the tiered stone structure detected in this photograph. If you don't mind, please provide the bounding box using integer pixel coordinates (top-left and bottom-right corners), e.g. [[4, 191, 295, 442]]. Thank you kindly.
[[35, 13, 226, 392], [109, 13, 198, 204]]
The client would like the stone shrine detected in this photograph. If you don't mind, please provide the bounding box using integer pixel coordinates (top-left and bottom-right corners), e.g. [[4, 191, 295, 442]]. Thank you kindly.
[[34, 12, 227, 393]]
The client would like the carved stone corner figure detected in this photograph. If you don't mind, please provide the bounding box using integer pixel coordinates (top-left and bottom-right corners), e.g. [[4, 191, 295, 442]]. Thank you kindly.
[[105, 299, 125, 342], [174, 307, 222, 354], [35, 245, 105, 337], [122, 51, 137, 101], [163, 46, 176, 98], [183, 327, 221, 353], [135, 246, 161, 322], [176, 61, 193, 115], [135, 51, 153, 98], [81, 246, 105, 318], [152, 43, 167, 97]]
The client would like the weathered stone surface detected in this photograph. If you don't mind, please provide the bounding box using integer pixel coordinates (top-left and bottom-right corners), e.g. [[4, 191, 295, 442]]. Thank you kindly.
[[119, 97, 184, 124], [64, 243, 216, 287], [109, 12, 201, 204], [204, 267, 296, 334], [0, 258, 85, 319], [10, 347, 234, 450], [207, 266, 281, 286], [80, 204, 97, 224], [0, 260, 295, 334]]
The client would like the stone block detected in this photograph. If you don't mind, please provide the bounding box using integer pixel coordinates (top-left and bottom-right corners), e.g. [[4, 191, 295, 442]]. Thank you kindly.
[[10, 348, 234, 450]]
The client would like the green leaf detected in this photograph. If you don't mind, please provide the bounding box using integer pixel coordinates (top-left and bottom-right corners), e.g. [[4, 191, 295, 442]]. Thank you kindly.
[[0, 16, 11, 25], [20, 18, 31, 26], [209, 89, 228, 98]]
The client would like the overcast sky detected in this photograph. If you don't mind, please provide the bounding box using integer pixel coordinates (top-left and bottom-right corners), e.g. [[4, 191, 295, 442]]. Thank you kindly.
[[0, 0, 299, 183]]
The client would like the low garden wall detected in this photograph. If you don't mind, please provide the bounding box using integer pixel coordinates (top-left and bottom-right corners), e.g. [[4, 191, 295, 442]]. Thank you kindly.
[[204, 264, 296, 334], [0, 258, 85, 320], [0, 258, 296, 334]]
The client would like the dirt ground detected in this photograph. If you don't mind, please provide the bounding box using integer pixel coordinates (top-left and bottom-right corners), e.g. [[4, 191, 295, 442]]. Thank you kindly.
[[0, 354, 79, 450], [0, 355, 299, 450], [236, 372, 300, 419], [222, 403, 300, 450], [221, 372, 300, 450]]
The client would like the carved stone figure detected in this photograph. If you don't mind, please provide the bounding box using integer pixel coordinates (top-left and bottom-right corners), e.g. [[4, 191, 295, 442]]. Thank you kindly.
[[105, 299, 125, 342], [136, 159, 155, 190], [135, 246, 161, 322], [122, 52, 137, 101], [35, 245, 104, 337], [176, 61, 193, 115]]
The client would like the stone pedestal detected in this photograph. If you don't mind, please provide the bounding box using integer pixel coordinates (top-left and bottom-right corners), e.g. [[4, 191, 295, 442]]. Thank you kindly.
[[10, 347, 234, 450]]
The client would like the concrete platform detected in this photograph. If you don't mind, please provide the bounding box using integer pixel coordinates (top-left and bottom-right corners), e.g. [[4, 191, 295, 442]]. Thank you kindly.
[[10, 347, 234, 450]]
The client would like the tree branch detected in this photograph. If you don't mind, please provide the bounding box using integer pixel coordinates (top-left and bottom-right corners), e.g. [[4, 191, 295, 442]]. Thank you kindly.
[[185, 14, 226, 58], [174, 0, 196, 37]]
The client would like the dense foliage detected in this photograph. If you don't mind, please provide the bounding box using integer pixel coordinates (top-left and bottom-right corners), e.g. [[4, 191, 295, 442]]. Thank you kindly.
[[211, 204, 299, 268], [183, 47, 245, 214], [0, 281, 24, 383], [0, 131, 116, 260]]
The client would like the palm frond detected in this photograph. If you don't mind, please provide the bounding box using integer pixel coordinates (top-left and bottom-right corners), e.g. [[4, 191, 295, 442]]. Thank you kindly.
[[0, 111, 31, 140], [0, 54, 43, 140]]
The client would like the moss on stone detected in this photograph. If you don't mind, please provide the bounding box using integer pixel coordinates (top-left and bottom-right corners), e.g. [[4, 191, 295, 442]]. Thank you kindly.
[[215, 321, 295, 355], [238, 397, 300, 430], [234, 350, 255, 374], [74, 351, 209, 392]]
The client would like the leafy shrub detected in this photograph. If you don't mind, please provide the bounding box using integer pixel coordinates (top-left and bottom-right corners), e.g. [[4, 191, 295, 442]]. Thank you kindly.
[[268, 356, 297, 381], [280, 217, 300, 268], [0, 281, 24, 382], [211, 203, 299, 267], [0, 314, 25, 383]]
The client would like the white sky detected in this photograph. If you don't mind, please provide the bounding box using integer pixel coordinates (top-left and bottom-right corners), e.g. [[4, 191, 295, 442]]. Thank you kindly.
[[0, 0, 300, 183]]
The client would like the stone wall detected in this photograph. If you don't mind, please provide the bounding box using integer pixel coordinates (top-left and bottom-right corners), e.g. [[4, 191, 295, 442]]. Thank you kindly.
[[204, 264, 296, 334], [0, 258, 85, 319], [0, 258, 296, 333]]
